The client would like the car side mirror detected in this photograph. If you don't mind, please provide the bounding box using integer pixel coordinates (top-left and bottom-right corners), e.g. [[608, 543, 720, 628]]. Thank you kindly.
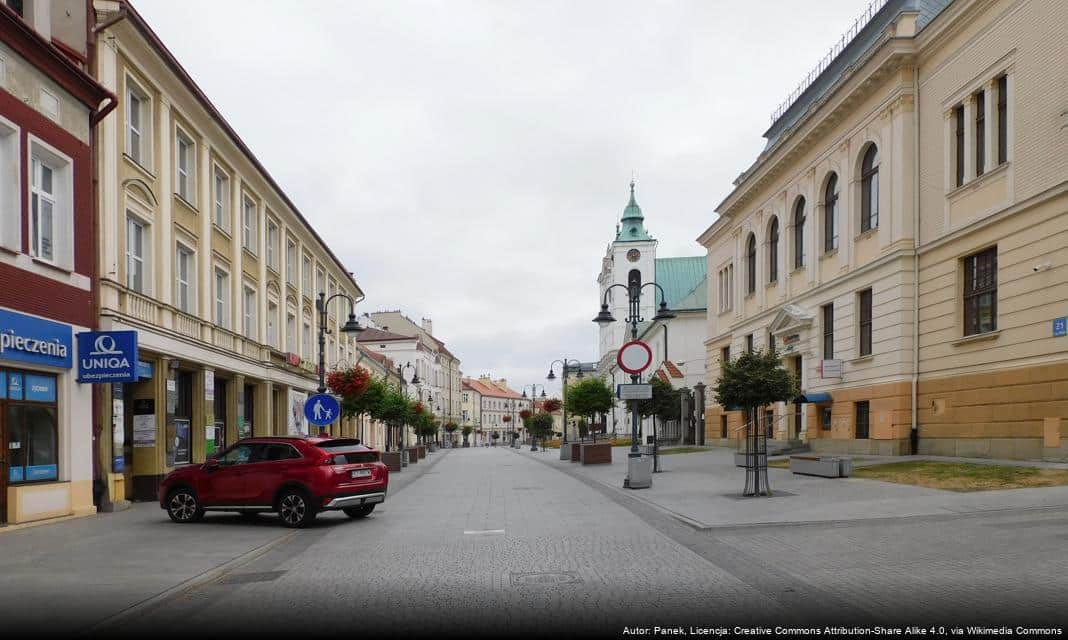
[[204, 458, 220, 471]]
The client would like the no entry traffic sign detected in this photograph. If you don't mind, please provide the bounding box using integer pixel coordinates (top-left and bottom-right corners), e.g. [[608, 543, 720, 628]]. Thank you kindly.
[[617, 340, 653, 375]]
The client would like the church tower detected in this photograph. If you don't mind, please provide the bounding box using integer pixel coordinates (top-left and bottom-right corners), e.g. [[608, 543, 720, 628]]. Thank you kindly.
[[597, 181, 657, 360]]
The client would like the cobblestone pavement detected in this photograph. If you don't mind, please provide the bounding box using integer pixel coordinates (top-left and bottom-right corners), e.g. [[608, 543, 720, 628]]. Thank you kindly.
[[94, 446, 1068, 637]]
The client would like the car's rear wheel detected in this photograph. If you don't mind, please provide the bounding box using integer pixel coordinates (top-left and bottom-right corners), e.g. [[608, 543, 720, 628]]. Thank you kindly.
[[343, 504, 376, 519], [277, 488, 316, 528], [166, 488, 204, 523]]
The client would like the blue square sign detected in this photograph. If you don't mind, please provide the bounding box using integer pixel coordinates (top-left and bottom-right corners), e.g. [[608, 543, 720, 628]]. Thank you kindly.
[[1054, 317, 1068, 338], [77, 331, 139, 384]]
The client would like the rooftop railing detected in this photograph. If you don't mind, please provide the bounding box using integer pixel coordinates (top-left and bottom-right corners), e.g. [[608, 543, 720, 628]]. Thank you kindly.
[[769, 0, 891, 125]]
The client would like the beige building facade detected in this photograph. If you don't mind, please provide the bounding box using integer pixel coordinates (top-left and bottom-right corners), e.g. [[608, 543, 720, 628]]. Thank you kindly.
[[700, 0, 1068, 460], [91, 2, 367, 502]]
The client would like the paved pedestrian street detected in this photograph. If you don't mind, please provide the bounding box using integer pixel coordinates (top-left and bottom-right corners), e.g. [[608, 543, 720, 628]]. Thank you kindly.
[[4, 447, 1063, 637]]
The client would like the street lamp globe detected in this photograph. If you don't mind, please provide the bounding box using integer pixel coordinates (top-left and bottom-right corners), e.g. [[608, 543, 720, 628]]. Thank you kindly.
[[341, 313, 365, 333], [593, 304, 615, 324]]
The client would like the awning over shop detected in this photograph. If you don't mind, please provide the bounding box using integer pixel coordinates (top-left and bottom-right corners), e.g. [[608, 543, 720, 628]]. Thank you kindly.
[[794, 392, 832, 404]]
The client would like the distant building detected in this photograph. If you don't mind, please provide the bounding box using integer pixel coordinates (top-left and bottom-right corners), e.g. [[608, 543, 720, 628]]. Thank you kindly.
[[461, 376, 531, 444]]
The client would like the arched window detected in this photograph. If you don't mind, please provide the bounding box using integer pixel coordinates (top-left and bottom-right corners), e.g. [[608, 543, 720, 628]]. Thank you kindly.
[[793, 197, 806, 270], [745, 233, 757, 294], [767, 217, 779, 283], [824, 173, 839, 252], [861, 145, 879, 232], [628, 268, 641, 298]]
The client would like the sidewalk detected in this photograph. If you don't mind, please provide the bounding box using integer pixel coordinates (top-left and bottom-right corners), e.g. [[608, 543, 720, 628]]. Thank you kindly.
[[532, 445, 1068, 529], [0, 448, 449, 634]]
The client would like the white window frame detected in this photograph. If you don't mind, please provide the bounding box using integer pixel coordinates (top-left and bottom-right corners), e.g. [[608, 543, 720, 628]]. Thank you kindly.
[[286, 309, 296, 352], [175, 127, 196, 204], [125, 213, 149, 294], [302, 254, 313, 293], [266, 217, 279, 271], [214, 266, 230, 329], [213, 165, 230, 232], [242, 195, 257, 253], [27, 137, 73, 270], [302, 318, 312, 358], [0, 117, 19, 253], [316, 267, 325, 296], [125, 76, 151, 169], [286, 237, 297, 284], [174, 242, 195, 314], [243, 284, 258, 341], [267, 299, 279, 349]]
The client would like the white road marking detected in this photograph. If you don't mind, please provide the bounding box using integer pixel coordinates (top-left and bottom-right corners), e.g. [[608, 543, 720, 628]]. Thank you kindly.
[[463, 529, 505, 535]]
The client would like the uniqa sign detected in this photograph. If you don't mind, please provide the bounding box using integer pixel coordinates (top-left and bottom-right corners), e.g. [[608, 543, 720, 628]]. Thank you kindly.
[[0, 308, 73, 369], [76, 331, 139, 384]]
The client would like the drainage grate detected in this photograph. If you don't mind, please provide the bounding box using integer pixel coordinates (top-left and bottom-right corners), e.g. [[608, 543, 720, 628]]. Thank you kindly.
[[511, 571, 582, 587], [218, 571, 287, 585], [720, 490, 798, 500]]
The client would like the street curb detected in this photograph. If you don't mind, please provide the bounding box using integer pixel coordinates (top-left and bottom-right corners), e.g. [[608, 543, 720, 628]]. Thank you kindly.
[[81, 529, 299, 636]]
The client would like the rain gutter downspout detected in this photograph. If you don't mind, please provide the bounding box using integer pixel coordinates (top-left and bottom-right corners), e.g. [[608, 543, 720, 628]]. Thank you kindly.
[[911, 63, 921, 454]]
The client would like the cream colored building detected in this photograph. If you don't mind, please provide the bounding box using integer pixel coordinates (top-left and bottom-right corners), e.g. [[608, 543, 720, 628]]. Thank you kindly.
[[91, 1, 368, 501], [700, 0, 1068, 461], [461, 376, 530, 444]]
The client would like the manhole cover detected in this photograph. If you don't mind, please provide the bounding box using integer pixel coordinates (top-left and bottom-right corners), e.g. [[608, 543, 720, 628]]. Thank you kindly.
[[218, 571, 287, 584], [510, 572, 582, 586]]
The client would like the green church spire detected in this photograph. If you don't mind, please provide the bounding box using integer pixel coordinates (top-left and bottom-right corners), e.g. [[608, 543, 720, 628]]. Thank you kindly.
[[615, 180, 653, 242]]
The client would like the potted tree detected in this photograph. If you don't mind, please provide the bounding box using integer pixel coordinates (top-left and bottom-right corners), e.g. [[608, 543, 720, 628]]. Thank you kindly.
[[461, 424, 473, 447], [519, 409, 534, 450], [445, 421, 459, 448], [564, 378, 615, 463]]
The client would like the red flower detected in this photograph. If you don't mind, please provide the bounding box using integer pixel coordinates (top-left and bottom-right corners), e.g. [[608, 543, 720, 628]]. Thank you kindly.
[[519, 409, 533, 420], [326, 367, 371, 399], [413, 401, 425, 415], [502, 415, 511, 423]]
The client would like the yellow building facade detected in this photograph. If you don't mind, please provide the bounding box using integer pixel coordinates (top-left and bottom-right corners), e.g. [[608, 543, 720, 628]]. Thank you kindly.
[[700, 0, 1068, 460], [91, 2, 367, 503]]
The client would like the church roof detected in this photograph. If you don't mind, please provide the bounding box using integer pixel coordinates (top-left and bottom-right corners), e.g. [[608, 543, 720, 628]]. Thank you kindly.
[[615, 182, 654, 243], [654, 257, 707, 311]]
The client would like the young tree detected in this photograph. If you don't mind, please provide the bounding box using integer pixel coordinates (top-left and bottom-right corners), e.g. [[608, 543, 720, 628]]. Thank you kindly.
[[528, 412, 554, 446], [714, 349, 798, 496], [564, 378, 614, 441], [638, 377, 680, 444]]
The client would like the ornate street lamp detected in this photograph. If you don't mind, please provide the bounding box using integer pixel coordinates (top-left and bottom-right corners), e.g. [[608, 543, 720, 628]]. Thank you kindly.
[[522, 383, 546, 451], [547, 358, 583, 452], [314, 291, 364, 436]]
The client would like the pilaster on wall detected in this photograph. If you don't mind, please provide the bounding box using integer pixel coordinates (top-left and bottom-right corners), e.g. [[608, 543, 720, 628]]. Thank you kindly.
[[230, 373, 245, 444], [254, 380, 273, 437]]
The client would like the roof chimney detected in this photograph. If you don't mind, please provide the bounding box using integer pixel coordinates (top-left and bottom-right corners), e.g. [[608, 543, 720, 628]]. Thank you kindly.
[[421, 317, 433, 336]]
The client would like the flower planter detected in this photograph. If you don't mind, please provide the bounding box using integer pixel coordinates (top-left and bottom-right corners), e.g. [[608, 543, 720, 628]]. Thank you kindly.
[[406, 447, 420, 464], [580, 443, 612, 465], [570, 443, 582, 462], [418, 445, 427, 459], [380, 451, 403, 473]]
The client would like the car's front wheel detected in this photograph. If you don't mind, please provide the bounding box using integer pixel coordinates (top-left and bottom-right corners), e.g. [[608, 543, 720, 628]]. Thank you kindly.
[[276, 488, 316, 528], [343, 504, 376, 519], [166, 487, 204, 523]]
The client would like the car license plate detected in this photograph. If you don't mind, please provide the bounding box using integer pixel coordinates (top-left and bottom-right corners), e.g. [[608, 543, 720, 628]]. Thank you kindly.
[[351, 469, 372, 479]]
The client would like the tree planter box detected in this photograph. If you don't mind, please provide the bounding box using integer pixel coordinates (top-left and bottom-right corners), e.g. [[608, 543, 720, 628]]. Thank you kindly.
[[418, 446, 427, 459], [559, 442, 572, 461], [580, 443, 612, 465], [790, 455, 851, 478], [570, 443, 583, 462], [406, 447, 420, 464], [381, 451, 403, 473]]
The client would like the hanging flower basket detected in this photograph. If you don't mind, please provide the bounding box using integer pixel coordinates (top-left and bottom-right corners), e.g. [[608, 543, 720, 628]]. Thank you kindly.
[[502, 415, 511, 423], [326, 366, 371, 399]]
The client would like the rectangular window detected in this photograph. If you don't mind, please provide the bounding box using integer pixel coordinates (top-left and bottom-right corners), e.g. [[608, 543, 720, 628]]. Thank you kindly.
[[302, 321, 311, 357], [720, 346, 730, 374], [243, 285, 257, 340], [266, 218, 279, 270], [5, 372, 59, 484], [214, 268, 229, 329], [316, 267, 325, 296], [997, 75, 1007, 165], [720, 414, 728, 439], [126, 216, 146, 293], [29, 158, 55, 262], [975, 91, 985, 177], [242, 197, 257, 253], [175, 244, 194, 313], [213, 167, 229, 231], [175, 129, 195, 203], [286, 239, 297, 284], [768, 332, 776, 354], [821, 407, 832, 431], [267, 301, 279, 348], [858, 289, 873, 357], [963, 247, 997, 336], [954, 104, 965, 187], [745, 334, 753, 354], [855, 401, 870, 439], [302, 255, 313, 293], [125, 81, 149, 167], [822, 303, 834, 360], [286, 311, 296, 351]]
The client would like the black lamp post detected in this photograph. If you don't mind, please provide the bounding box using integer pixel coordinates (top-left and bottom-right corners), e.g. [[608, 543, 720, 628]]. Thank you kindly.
[[547, 359, 582, 444], [521, 384, 546, 451], [593, 283, 675, 462], [315, 291, 364, 434], [397, 362, 418, 454]]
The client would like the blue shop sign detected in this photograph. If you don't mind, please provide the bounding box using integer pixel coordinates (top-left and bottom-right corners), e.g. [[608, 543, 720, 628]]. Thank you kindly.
[[1055, 317, 1068, 338], [0, 370, 5, 399], [24, 374, 56, 402], [76, 331, 139, 384], [137, 360, 153, 379], [8, 372, 23, 400], [0, 309, 73, 369]]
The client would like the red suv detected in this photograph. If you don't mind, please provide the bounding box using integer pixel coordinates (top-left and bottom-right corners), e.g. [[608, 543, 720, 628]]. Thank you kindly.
[[159, 436, 388, 528]]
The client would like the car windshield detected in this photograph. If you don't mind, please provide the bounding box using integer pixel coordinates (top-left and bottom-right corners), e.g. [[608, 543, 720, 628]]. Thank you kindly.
[[315, 439, 376, 464], [315, 439, 369, 452]]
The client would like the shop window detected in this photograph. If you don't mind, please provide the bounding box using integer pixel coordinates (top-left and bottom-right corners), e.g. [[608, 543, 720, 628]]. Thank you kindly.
[[855, 401, 870, 440], [4, 371, 59, 483], [174, 371, 193, 465], [821, 407, 832, 431]]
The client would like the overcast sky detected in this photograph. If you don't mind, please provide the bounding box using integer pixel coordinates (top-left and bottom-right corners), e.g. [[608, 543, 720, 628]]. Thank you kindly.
[[136, 0, 867, 397]]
